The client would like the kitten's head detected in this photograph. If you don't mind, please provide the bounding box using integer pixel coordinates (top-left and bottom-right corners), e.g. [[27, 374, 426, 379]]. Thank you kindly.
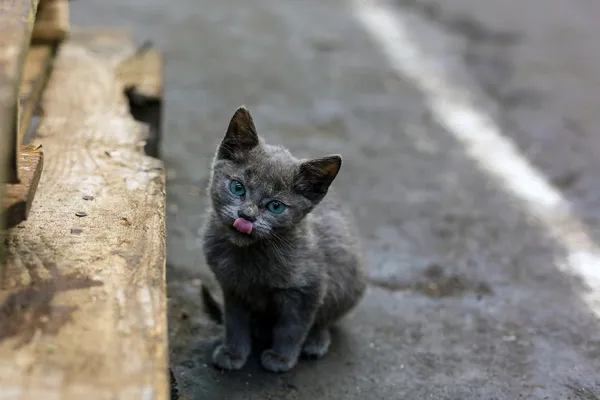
[[208, 106, 342, 247]]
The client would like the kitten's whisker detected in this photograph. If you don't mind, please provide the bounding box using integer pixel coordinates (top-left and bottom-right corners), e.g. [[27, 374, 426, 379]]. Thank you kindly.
[[269, 231, 296, 251]]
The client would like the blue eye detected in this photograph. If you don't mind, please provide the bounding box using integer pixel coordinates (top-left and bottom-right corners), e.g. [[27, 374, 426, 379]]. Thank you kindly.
[[229, 180, 246, 196], [266, 200, 286, 214]]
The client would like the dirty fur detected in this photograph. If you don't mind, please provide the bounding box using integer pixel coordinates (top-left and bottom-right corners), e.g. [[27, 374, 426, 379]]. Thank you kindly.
[[200, 106, 366, 373]]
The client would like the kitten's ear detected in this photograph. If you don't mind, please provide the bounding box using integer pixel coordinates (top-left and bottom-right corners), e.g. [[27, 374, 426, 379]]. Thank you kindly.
[[294, 155, 342, 202], [217, 106, 260, 160]]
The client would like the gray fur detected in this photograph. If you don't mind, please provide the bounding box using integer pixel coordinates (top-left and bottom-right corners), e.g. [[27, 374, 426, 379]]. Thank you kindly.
[[201, 106, 366, 373]]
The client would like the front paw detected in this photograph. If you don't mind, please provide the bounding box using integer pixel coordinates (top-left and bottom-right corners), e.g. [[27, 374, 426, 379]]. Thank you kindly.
[[260, 349, 297, 373], [212, 344, 247, 371], [302, 328, 331, 359]]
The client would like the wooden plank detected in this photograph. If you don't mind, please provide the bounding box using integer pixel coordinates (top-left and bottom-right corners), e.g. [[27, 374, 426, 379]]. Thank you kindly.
[[32, 0, 69, 42], [0, 45, 53, 229], [0, 0, 40, 183], [0, 29, 168, 399]]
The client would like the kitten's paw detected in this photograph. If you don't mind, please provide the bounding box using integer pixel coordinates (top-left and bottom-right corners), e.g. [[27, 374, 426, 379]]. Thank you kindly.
[[260, 349, 297, 373], [212, 344, 247, 371], [302, 328, 331, 359]]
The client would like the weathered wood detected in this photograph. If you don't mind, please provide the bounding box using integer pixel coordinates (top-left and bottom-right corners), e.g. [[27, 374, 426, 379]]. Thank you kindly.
[[32, 0, 69, 42], [1, 145, 43, 229], [0, 0, 40, 183], [0, 29, 168, 399]]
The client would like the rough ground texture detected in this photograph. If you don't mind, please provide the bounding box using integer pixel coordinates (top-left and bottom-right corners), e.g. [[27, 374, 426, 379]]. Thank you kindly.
[[72, 0, 600, 399]]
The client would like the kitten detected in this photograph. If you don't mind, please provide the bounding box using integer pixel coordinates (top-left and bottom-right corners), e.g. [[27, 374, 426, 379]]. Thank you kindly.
[[200, 106, 366, 373]]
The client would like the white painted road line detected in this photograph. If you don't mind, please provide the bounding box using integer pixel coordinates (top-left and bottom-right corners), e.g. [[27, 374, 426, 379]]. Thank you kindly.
[[352, 0, 600, 310]]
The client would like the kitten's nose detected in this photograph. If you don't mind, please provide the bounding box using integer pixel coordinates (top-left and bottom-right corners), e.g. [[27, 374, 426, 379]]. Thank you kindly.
[[237, 209, 257, 222]]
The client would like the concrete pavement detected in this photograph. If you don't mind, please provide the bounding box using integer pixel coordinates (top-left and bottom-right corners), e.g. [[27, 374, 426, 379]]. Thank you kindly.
[[71, 0, 600, 398]]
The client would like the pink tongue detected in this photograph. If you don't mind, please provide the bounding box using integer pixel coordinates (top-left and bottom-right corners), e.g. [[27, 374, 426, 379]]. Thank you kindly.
[[233, 218, 253, 234]]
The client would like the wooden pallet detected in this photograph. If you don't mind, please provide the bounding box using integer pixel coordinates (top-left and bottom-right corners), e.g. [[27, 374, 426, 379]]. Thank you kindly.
[[0, 1, 168, 398]]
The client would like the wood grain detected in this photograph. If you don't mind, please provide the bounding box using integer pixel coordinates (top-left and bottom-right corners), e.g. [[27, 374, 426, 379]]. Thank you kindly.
[[0, 0, 40, 183], [0, 29, 168, 399]]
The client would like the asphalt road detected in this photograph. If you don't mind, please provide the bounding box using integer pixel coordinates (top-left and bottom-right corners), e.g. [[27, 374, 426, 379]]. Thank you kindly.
[[72, 0, 600, 399]]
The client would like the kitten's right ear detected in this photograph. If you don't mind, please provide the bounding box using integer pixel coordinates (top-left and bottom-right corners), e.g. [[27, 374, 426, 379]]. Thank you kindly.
[[294, 155, 342, 203], [217, 106, 260, 160]]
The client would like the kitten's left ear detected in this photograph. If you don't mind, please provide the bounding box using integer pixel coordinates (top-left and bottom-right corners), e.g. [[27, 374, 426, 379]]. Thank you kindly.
[[217, 106, 260, 160], [294, 155, 342, 203]]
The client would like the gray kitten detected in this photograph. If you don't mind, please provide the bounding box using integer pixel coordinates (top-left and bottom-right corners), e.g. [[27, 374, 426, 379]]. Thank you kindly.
[[200, 106, 366, 373]]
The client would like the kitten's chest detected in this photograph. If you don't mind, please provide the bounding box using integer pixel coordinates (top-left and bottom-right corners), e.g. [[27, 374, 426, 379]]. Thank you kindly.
[[213, 248, 296, 290]]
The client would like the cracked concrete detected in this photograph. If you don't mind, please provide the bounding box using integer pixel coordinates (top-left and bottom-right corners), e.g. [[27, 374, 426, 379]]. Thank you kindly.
[[71, 0, 600, 398]]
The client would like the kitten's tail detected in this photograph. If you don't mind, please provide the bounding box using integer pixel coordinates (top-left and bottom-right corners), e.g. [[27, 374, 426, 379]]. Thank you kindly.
[[201, 284, 223, 324]]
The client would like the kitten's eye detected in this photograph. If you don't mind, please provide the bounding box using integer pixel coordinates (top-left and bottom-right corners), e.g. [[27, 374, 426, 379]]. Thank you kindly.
[[229, 180, 246, 196], [266, 200, 286, 214]]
